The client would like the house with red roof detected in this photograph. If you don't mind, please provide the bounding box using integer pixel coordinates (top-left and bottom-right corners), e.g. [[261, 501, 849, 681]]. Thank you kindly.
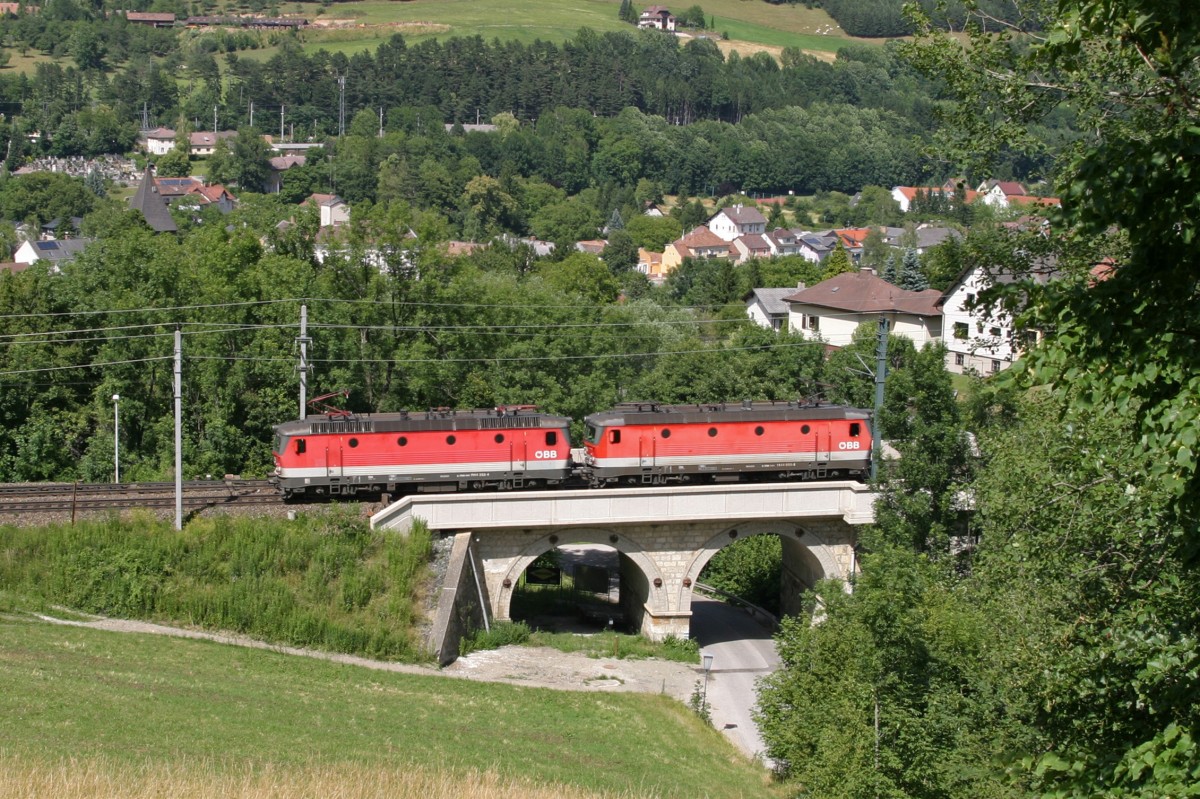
[[662, 226, 731, 270]]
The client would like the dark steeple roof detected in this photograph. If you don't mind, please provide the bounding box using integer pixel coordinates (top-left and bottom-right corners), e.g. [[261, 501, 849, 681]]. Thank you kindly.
[[129, 164, 178, 233]]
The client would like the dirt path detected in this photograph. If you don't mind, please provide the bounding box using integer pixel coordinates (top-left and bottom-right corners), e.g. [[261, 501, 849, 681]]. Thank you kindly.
[[30, 612, 701, 701]]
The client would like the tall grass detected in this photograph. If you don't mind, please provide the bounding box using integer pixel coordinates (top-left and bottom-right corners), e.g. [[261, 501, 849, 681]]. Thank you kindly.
[[0, 509, 432, 660], [0, 756, 656, 799]]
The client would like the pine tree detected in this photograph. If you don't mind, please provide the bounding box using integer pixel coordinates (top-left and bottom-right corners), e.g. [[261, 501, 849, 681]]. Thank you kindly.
[[898, 248, 928, 291], [882, 253, 897, 284], [822, 241, 854, 279], [84, 169, 106, 198], [608, 208, 625, 231]]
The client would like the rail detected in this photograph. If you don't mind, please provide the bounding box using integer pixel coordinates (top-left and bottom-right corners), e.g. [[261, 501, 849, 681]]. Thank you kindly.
[[0, 480, 278, 516]]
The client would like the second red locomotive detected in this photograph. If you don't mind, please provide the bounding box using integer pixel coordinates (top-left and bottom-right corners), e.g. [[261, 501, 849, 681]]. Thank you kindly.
[[579, 401, 871, 486]]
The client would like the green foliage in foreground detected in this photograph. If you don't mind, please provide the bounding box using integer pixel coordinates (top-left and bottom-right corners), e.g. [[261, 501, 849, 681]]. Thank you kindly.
[[0, 510, 432, 661], [0, 620, 776, 799]]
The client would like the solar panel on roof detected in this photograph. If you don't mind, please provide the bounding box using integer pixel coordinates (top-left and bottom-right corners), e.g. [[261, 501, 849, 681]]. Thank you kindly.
[[39, 241, 59, 250]]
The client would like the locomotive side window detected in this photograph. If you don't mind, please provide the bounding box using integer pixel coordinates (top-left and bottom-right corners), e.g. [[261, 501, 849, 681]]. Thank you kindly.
[[495, 434, 505, 444], [707, 427, 718, 437], [801, 425, 811, 434], [295, 438, 306, 454], [754, 426, 764, 436], [447, 435, 457, 445], [661, 429, 671, 438], [397, 436, 407, 447], [546, 431, 558, 446], [850, 423, 861, 436], [609, 429, 621, 444], [348, 438, 359, 448]]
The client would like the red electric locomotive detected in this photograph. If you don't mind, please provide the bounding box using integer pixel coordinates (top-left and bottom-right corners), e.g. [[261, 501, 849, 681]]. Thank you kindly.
[[272, 406, 572, 500], [579, 401, 871, 486]]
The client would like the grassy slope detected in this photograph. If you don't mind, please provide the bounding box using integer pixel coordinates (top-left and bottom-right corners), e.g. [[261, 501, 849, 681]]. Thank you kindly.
[[239, 0, 874, 62], [0, 618, 778, 798]]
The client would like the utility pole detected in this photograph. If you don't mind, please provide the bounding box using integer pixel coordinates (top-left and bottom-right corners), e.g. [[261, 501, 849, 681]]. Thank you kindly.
[[249, 100, 254, 128], [141, 101, 149, 131], [212, 105, 217, 134], [173, 327, 183, 531], [871, 317, 889, 481], [297, 304, 310, 420], [280, 104, 285, 141], [337, 75, 346, 136]]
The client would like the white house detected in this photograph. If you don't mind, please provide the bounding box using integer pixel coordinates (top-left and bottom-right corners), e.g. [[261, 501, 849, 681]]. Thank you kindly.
[[784, 270, 943, 349], [638, 5, 676, 30], [188, 130, 237, 157], [976, 180, 1028, 209], [708, 205, 767, 242], [937, 264, 1020, 375], [304, 193, 350, 228], [13, 238, 94, 272], [141, 127, 177, 155], [745, 286, 802, 332]]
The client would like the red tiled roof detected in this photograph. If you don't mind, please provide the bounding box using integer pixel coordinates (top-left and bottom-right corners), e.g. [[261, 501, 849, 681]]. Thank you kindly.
[[678, 225, 727, 249], [1008, 194, 1060, 207]]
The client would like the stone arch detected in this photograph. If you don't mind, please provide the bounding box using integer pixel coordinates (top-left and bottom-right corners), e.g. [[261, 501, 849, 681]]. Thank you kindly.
[[494, 527, 666, 622], [677, 521, 846, 612]]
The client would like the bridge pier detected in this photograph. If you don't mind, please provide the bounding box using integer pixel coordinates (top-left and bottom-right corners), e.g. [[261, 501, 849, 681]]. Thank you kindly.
[[372, 483, 874, 649]]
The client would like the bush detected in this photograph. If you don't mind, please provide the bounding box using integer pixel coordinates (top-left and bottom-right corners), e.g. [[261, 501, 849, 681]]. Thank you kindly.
[[460, 621, 531, 655]]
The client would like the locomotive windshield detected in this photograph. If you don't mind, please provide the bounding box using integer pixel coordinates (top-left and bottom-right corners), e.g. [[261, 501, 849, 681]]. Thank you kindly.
[[585, 423, 600, 444], [273, 434, 287, 454]]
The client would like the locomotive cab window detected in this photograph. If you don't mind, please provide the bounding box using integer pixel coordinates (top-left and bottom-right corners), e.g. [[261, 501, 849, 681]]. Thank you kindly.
[[545, 431, 558, 446], [586, 424, 600, 444], [295, 438, 306, 454], [609, 429, 621, 444], [850, 423, 861, 436]]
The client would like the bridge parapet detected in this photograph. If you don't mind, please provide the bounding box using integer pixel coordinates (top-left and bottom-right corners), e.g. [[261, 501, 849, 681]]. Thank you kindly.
[[371, 481, 876, 534]]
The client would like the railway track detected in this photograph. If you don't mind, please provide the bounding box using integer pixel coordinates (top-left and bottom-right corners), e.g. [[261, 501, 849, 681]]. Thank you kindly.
[[0, 480, 280, 516]]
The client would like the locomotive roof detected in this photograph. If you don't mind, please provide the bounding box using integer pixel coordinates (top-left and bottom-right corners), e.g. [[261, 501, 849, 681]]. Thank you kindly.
[[275, 407, 570, 436], [583, 401, 870, 427]]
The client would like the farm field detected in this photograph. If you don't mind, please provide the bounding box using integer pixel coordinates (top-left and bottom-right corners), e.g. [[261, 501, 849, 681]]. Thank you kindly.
[[240, 0, 875, 62], [0, 616, 779, 799]]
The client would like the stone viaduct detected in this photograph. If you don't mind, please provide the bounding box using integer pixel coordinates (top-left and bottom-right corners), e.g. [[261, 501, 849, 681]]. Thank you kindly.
[[371, 482, 876, 661]]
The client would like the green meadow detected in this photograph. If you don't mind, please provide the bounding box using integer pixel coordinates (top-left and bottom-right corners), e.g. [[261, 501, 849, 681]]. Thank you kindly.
[[0, 617, 778, 798], [245, 0, 871, 61]]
